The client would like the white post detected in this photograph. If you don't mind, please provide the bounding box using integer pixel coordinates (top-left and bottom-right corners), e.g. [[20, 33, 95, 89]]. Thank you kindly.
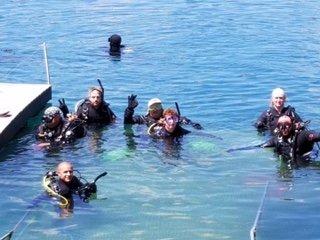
[[42, 42, 51, 84]]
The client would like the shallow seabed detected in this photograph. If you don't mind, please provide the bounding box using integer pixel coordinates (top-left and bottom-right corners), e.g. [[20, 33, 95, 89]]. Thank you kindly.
[[1, 1, 320, 239]]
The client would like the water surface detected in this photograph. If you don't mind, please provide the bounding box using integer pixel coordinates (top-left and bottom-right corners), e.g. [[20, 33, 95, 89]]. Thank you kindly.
[[1, 1, 320, 239]]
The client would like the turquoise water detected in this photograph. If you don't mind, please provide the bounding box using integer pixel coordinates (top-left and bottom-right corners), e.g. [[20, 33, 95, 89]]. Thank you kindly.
[[1, 1, 320, 239]]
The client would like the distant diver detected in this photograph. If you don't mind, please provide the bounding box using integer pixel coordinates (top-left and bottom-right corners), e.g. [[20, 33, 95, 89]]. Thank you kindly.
[[108, 34, 125, 56]]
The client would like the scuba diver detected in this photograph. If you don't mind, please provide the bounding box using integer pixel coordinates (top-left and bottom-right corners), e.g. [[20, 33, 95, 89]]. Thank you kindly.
[[108, 34, 125, 56], [261, 115, 320, 164], [148, 108, 190, 139], [124, 95, 203, 129], [43, 161, 107, 205], [76, 80, 116, 125], [255, 88, 302, 134], [36, 106, 86, 146]]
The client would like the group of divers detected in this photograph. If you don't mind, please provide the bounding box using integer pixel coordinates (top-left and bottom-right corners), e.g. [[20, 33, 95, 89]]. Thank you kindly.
[[37, 79, 320, 210], [2, 39, 320, 240], [25, 35, 320, 217]]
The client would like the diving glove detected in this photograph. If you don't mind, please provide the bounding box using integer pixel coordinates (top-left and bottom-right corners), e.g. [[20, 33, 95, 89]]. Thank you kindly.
[[128, 94, 138, 110], [58, 98, 69, 117], [78, 183, 97, 202]]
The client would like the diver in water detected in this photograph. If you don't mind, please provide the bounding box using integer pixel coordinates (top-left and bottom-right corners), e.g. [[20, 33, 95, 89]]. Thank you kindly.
[[44, 161, 107, 203], [108, 34, 125, 56], [261, 115, 320, 164], [148, 108, 190, 139], [124, 95, 202, 129], [255, 88, 302, 134], [36, 106, 86, 146], [76, 82, 116, 125]]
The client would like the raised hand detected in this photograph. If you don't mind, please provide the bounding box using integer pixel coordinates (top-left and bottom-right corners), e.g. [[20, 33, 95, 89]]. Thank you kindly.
[[128, 94, 138, 110], [58, 98, 69, 117]]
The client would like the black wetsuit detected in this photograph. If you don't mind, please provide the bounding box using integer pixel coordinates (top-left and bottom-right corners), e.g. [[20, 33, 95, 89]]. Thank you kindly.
[[124, 107, 201, 129], [50, 177, 83, 199], [36, 119, 86, 144], [255, 105, 302, 133], [150, 124, 190, 139], [76, 99, 116, 124], [124, 107, 158, 126], [262, 129, 320, 161]]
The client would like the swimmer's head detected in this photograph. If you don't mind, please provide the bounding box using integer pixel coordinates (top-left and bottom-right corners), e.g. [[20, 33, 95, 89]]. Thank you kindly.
[[277, 115, 292, 137], [43, 106, 63, 126], [108, 34, 122, 47]]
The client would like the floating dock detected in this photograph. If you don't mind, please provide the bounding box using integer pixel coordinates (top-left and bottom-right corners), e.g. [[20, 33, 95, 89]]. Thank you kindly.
[[0, 83, 51, 148]]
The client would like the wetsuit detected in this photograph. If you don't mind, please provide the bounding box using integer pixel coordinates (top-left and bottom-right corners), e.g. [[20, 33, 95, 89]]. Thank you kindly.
[[124, 107, 202, 129], [50, 176, 83, 199], [76, 99, 116, 124], [124, 107, 158, 126], [36, 119, 86, 144], [150, 124, 190, 139], [255, 105, 302, 133], [262, 129, 320, 161], [108, 34, 124, 56]]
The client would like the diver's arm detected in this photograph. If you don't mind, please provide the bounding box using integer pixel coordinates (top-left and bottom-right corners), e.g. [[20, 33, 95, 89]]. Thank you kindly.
[[260, 137, 276, 148], [35, 125, 45, 139], [179, 116, 203, 130], [254, 110, 268, 130], [306, 131, 320, 142]]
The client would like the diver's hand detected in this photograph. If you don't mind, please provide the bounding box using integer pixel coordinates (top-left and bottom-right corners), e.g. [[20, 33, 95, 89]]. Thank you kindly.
[[79, 182, 97, 202], [67, 114, 78, 122], [192, 122, 203, 130], [58, 98, 69, 117], [128, 94, 138, 110], [180, 116, 191, 125]]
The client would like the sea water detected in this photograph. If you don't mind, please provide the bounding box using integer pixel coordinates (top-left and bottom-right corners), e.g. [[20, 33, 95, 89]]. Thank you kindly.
[[1, 1, 320, 239]]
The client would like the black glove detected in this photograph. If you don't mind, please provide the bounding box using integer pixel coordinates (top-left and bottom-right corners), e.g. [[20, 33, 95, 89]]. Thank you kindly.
[[127, 94, 138, 110], [192, 122, 203, 130], [179, 116, 191, 125], [58, 98, 69, 117], [79, 183, 97, 202]]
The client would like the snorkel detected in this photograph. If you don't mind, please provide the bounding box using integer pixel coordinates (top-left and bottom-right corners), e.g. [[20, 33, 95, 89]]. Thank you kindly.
[[97, 78, 104, 101]]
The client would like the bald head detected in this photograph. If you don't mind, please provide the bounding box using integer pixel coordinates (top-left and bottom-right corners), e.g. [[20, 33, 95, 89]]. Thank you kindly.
[[56, 161, 74, 183], [277, 115, 292, 125], [277, 116, 292, 137]]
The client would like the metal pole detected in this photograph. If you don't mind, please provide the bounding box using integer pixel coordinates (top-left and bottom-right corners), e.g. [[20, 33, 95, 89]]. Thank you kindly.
[[42, 42, 51, 84]]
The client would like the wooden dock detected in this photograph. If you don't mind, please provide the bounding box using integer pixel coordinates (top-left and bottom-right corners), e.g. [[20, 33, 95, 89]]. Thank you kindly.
[[0, 83, 51, 148]]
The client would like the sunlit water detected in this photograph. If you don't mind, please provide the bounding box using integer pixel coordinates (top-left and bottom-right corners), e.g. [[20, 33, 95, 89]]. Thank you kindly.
[[1, 1, 320, 239]]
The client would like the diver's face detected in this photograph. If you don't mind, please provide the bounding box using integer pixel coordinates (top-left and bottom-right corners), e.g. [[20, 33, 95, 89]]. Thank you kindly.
[[164, 114, 179, 133], [46, 115, 61, 128], [57, 163, 74, 183], [278, 121, 292, 137], [149, 104, 163, 119], [272, 94, 285, 109], [89, 90, 102, 109]]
